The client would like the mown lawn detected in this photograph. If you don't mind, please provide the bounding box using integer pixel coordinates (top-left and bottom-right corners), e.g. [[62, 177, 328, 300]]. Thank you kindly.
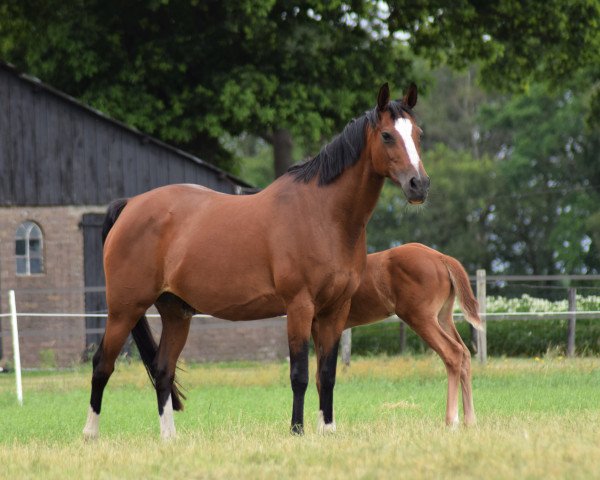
[[0, 355, 599, 479]]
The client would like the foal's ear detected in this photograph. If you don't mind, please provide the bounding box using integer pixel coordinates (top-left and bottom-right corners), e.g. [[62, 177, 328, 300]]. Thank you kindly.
[[403, 83, 418, 109], [377, 82, 390, 112]]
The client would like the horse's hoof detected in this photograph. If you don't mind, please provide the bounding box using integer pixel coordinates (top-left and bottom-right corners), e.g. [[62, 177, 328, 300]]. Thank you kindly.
[[290, 423, 304, 436], [317, 411, 336, 435], [82, 429, 99, 442], [160, 431, 177, 441]]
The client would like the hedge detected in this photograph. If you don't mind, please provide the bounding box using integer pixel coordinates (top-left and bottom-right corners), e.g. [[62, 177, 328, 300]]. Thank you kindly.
[[351, 318, 600, 357]]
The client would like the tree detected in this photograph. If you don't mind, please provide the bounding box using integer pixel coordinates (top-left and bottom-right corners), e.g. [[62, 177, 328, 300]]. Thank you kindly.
[[386, 0, 600, 92], [368, 145, 498, 273], [0, 1, 412, 175], [3, 1, 598, 178]]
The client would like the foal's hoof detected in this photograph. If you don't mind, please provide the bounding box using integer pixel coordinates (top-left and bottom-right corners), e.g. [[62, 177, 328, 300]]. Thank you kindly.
[[464, 416, 477, 428], [445, 417, 460, 431], [290, 423, 304, 436], [317, 411, 337, 435]]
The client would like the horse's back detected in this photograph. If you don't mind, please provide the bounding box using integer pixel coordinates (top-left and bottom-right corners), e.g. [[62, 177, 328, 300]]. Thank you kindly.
[[103, 183, 285, 320], [346, 243, 452, 327]]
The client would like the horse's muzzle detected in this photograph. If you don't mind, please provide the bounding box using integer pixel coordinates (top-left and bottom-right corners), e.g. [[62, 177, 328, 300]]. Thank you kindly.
[[403, 175, 430, 205]]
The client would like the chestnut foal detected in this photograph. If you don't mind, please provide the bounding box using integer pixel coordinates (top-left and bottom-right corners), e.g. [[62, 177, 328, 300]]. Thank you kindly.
[[343, 243, 482, 428]]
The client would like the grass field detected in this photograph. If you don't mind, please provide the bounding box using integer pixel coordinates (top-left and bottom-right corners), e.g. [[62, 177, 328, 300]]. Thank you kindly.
[[1, 355, 599, 479]]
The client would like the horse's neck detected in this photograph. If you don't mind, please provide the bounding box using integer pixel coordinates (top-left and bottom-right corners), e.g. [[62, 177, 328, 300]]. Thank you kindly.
[[319, 150, 384, 246]]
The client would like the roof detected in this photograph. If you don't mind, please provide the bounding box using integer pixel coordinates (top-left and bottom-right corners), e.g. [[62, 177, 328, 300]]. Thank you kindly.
[[0, 60, 254, 191]]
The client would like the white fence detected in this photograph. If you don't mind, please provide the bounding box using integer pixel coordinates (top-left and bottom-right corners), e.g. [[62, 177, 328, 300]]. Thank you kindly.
[[3, 270, 600, 404]]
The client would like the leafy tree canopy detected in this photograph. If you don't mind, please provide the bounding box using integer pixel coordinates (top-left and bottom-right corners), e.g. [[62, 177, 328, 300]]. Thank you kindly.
[[2, 1, 598, 174], [387, 0, 600, 91]]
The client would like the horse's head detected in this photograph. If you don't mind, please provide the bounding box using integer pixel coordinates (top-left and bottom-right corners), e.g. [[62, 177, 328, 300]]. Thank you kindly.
[[369, 83, 430, 204]]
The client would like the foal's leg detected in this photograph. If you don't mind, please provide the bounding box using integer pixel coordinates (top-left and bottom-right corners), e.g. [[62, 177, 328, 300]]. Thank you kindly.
[[315, 302, 350, 434], [154, 295, 193, 439], [402, 312, 464, 428], [438, 303, 476, 426], [83, 308, 144, 440], [287, 298, 315, 435]]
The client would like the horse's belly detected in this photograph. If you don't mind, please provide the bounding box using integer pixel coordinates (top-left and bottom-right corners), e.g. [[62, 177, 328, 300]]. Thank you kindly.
[[208, 293, 286, 321], [170, 267, 285, 321]]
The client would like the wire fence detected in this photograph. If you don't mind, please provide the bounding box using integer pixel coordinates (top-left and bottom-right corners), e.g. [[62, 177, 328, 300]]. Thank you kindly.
[[2, 273, 600, 372]]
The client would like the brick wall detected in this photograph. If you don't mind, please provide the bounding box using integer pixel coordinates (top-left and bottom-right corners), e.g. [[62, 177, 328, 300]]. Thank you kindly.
[[0, 206, 97, 367], [147, 316, 289, 363], [0, 205, 290, 368]]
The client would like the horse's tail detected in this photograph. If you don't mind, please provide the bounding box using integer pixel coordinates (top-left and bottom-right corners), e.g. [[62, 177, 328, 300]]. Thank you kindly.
[[101, 198, 128, 246], [442, 255, 483, 331], [100, 197, 185, 411], [130, 316, 186, 411]]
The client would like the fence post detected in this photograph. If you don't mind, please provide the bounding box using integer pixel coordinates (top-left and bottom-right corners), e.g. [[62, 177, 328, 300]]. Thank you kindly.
[[9, 290, 23, 406], [399, 320, 407, 354], [476, 269, 487, 364], [341, 328, 352, 366], [567, 287, 577, 357]]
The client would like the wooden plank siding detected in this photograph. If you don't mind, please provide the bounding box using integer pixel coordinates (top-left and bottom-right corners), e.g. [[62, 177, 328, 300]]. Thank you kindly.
[[0, 73, 13, 201], [0, 63, 251, 207]]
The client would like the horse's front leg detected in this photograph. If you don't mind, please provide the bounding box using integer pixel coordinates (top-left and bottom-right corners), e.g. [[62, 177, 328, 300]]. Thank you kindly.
[[314, 301, 351, 434], [287, 296, 315, 435]]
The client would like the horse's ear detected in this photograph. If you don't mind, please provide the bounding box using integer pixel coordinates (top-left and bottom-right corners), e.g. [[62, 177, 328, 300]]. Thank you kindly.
[[377, 82, 390, 112], [403, 83, 418, 109]]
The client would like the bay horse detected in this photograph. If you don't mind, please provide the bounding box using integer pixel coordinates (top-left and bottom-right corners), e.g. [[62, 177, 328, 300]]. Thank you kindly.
[[83, 83, 430, 440], [343, 243, 482, 429]]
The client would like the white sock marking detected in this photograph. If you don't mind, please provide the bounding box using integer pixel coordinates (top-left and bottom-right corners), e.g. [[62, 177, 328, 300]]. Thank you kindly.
[[317, 410, 337, 435], [448, 412, 460, 431], [82, 406, 100, 440], [159, 394, 176, 440], [394, 118, 421, 170]]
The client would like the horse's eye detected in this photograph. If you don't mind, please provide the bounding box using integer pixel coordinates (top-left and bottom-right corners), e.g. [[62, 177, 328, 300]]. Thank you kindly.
[[381, 132, 394, 143]]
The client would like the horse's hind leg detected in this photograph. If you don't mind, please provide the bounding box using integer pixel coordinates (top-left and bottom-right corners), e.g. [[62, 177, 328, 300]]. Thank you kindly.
[[83, 308, 144, 440], [402, 310, 464, 428], [154, 293, 193, 439], [438, 301, 476, 426]]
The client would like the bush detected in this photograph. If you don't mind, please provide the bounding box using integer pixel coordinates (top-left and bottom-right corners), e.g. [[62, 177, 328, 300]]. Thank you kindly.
[[351, 318, 600, 357], [350, 295, 600, 357]]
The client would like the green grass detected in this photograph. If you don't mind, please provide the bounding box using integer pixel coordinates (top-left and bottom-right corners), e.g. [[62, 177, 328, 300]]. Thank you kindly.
[[1, 356, 599, 479]]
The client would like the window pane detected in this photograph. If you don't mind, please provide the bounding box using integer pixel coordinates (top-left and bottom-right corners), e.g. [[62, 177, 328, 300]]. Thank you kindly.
[[29, 239, 42, 253], [16, 224, 27, 239], [30, 258, 43, 274], [29, 225, 42, 239], [16, 258, 27, 275], [15, 239, 26, 255]]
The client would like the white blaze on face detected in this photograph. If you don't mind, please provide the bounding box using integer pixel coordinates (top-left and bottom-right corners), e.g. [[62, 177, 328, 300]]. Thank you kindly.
[[394, 117, 421, 171]]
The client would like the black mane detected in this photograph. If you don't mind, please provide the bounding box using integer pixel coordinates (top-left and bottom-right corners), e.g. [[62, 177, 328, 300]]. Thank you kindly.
[[287, 100, 413, 186]]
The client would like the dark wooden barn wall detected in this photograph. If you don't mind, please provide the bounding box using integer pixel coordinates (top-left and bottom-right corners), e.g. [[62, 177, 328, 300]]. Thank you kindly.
[[0, 68, 239, 206]]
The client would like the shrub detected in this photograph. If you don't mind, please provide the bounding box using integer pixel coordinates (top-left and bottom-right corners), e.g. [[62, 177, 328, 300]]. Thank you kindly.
[[351, 294, 600, 357]]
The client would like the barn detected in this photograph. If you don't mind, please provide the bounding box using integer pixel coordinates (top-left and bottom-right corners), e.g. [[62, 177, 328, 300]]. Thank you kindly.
[[0, 61, 288, 368]]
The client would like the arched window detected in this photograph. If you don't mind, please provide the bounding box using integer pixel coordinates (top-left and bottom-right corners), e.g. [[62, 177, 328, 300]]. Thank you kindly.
[[15, 221, 44, 275]]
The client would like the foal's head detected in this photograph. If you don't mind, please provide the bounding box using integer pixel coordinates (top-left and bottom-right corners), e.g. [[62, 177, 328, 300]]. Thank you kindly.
[[368, 83, 430, 204]]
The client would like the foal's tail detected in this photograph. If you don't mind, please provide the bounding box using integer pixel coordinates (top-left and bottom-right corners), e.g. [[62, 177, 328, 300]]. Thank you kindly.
[[442, 255, 483, 331], [101, 197, 185, 410]]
